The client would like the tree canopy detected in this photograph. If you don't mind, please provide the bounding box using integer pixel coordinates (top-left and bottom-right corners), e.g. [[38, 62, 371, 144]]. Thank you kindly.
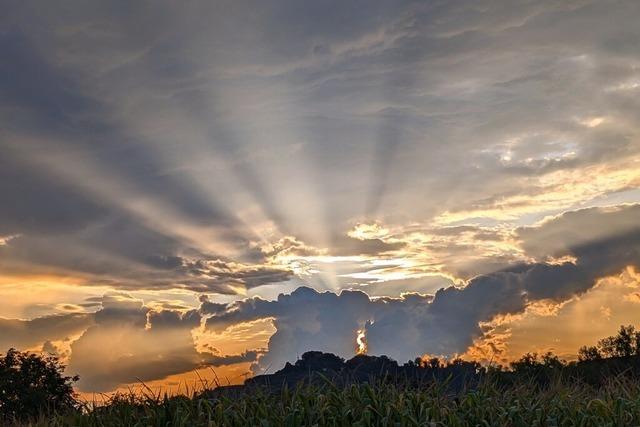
[[0, 348, 78, 422], [579, 325, 640, 361]]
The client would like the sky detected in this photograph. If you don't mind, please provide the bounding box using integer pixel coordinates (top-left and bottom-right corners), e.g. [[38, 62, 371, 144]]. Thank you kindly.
[[1, 0, 640, 394]]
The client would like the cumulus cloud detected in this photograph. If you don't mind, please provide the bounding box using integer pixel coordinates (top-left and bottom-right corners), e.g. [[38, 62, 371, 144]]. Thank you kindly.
[[471, 266, 640, 362], [204, 224, 640, 371], [0, 313, 94, 351], [64, 292, 260, 391], [204, 287, 377, 373], [0, 291, 260, 392]]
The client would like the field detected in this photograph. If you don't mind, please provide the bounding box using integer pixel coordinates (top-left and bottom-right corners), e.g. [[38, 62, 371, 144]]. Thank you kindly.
[[5, 326, 640, 426], [14, 375, 640, 427]]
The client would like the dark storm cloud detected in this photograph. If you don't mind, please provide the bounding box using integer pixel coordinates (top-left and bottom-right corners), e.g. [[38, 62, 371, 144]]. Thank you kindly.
[[0, 31, 102, 132]]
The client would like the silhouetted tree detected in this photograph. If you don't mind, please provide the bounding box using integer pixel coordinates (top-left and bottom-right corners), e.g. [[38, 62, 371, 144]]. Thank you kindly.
[[424, 357, 441, 370], [507, 352, 566, 386], [510, 352, 540, 371], [578, 345, 602, 362], [597, 325, 640, 358], [245, 325, 640, 393], [541, 352, 564, 370], [0, 348, 78, 422]]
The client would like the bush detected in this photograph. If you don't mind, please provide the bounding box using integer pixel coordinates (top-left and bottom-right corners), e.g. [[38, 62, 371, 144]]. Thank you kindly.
[[0, 348, 79, 422]]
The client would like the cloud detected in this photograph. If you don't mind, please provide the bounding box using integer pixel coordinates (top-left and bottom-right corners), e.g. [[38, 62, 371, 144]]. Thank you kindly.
[[355, 276, 453, 298], [0, 291, 260, 392], [173, 258, 293, 292], [329, 234, 406, 257], [204, 287, 377, 373], [370, 225, 640, 359], [517, 204, 640, 260], [2, 0, 640, 393], [471, 266, 640, 362], [67, 293, 259, 392], [204, 225, 640, 371], [4, 203, 636, 390], [42, 340, 62, 356], [0, 229, 293, 294], [0, 313, 94, 351], [203, 350, 261, 367]]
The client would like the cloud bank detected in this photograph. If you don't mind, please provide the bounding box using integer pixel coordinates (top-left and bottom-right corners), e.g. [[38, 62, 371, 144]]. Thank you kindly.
[[205, 205, 640, 371]]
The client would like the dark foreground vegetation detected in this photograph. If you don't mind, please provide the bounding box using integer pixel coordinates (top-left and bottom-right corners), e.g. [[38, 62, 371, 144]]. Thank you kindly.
[[2, 325, 640, 426]]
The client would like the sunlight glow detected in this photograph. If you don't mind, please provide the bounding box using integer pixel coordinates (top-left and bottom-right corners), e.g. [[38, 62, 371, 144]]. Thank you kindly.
[[356, 329, 368, 355]]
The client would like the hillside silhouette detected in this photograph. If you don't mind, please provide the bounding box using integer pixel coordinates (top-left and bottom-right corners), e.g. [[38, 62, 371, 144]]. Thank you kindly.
[[211, 324, 640, 394], [245, 351, 481, 392]]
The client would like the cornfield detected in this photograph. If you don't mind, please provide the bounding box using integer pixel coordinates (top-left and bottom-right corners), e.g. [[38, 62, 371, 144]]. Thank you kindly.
[[15, 375, 640, 426]]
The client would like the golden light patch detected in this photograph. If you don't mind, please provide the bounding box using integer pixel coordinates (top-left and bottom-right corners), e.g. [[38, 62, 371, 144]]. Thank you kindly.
[[0, 234, 20, 245], [470, 267, 640, 362], [355, 329, 368, 355], [462, 327, 512, 365], [77, 362, 254, 403], [348, 223, 390, 240], [546, 255, 578, 265], [0, 274, 87, 287], [0, 276, 107, 318], [195, 318, 275, 356], [577, 116, 606, 128], [624, 293, 640, 303]]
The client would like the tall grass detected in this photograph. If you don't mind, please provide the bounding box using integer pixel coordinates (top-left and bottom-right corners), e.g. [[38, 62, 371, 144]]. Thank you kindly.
[[14, 374, 640, 426]]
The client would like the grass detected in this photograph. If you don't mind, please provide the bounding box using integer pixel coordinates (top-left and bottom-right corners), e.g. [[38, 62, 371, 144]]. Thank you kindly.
[[13, 374, 640, 426]]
